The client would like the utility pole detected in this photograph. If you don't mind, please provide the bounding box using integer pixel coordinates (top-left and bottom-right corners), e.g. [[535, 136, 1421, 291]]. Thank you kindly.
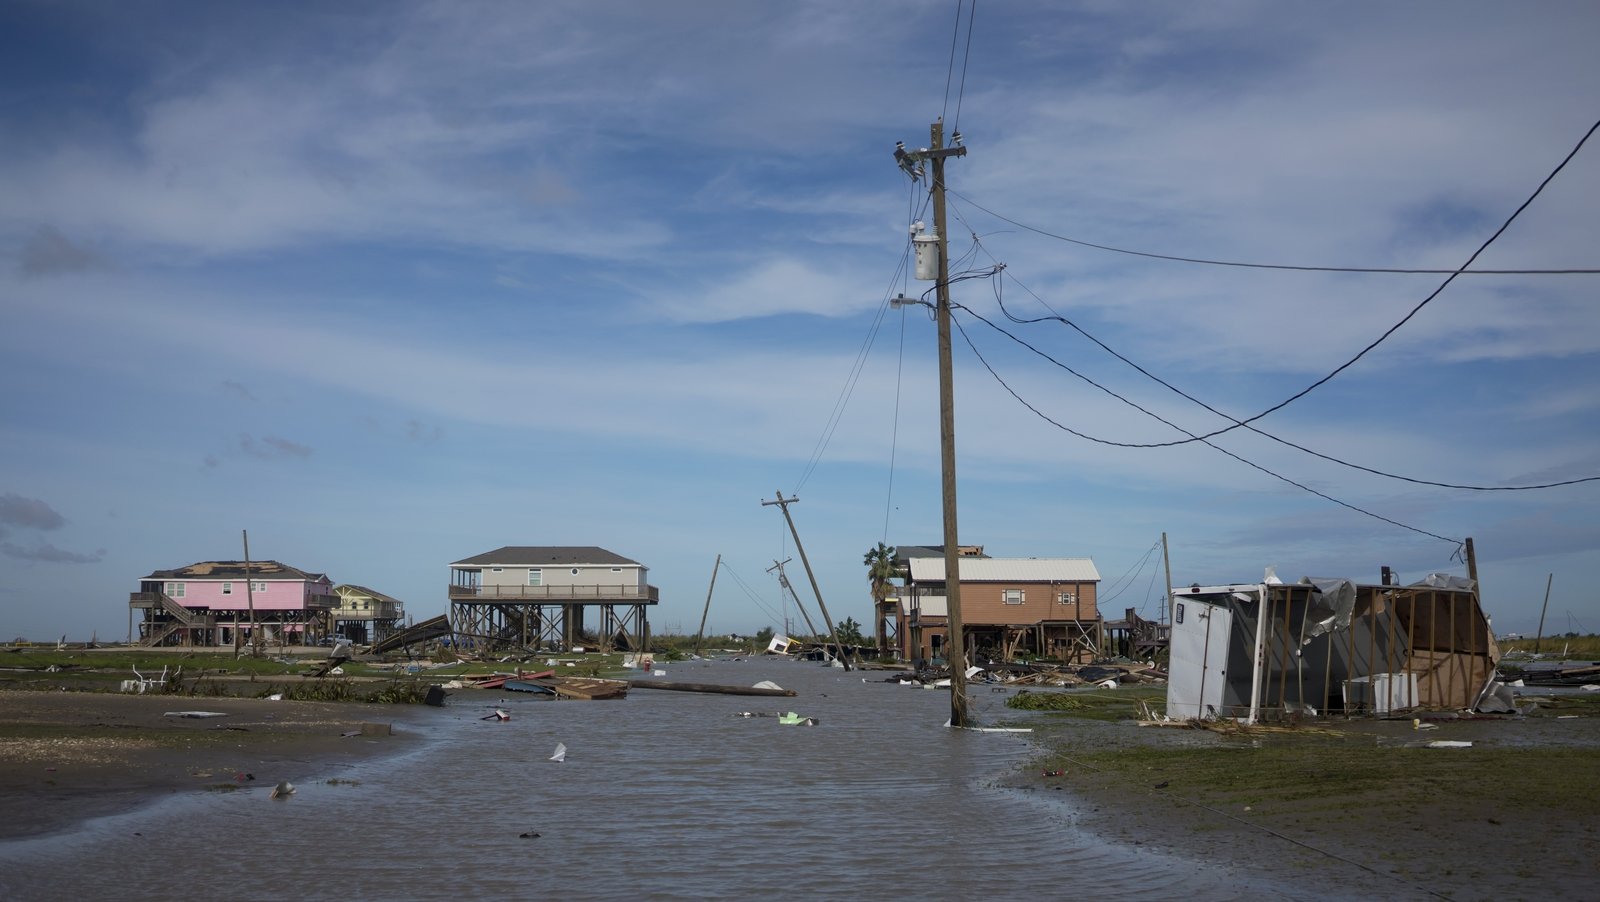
[[242, 529, 260, 657], [896, 120, 970, 725], [1161, 532, 1174, 625], [763, 492, 852, 670], [693, 554, 720, 657], [1534, 573, 1553, 654], [768, 558, 821, 640]]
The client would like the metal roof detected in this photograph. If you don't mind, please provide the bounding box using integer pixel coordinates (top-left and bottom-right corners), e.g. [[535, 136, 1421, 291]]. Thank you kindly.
[[450, 546, 643, 567], [907, 557, 1100, 583]]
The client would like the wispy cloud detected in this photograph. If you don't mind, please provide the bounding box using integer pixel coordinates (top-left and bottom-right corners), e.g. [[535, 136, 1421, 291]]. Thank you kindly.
[[1, 542, 105, 564], [0, 493, 67, 531], [205, 433, 315, 468], [222, 380, 258, 402], [17, 226, 109, 278]]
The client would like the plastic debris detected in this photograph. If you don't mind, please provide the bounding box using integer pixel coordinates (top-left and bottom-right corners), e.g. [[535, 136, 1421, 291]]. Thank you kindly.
[[550, 742, 567, 762], [270, 781, 295, 799], [778, 712, 818, 726]]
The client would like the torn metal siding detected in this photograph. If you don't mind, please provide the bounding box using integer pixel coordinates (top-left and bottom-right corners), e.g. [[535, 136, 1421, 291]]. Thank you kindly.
[[1167, 573, 1498, 723]]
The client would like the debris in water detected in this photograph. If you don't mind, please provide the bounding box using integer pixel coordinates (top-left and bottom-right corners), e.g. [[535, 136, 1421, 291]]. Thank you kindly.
[[550, 742, 567, 762], [1426, 740, 1473, 749], [1412, 718, 1438, 731], [1042, 769, 1066, 778], [519, 832, 541, 839], [163, 711, 228, 718], [482, 709, 511, 721], [778, 712, 817, 726], [270, 781, 295, 799]]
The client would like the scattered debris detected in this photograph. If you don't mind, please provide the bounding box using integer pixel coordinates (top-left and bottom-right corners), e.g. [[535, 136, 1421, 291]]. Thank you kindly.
[[482, 709, 511, 721], [778, 712, 818, 726], [270, 781, 295, 799], [163, 711, 228, 718], [519, 832, 541, 839], [1427, 740, 1473, 749], [549, 742, 567, 762]]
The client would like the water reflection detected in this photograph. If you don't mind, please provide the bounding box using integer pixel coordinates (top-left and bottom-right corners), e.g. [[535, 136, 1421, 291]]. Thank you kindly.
[[3, 659, 1299, 901]]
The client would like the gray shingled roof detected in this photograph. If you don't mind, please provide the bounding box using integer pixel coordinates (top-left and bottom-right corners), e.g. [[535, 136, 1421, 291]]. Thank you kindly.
[[450, 546, 642, 567], [141, 560, 328, 581]]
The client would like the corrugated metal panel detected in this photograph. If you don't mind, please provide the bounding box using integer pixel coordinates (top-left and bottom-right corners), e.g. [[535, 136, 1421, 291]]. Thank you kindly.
[[907, 557, 1100, 583]]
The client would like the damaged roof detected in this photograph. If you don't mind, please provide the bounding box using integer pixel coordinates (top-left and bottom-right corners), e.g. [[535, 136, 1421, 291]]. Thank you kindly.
[[451, 546, 643, 567], [142, 560, 328, 581]]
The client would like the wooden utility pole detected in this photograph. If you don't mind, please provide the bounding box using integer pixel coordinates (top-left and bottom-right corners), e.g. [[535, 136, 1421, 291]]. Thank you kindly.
[[768, 558, 821, 640], [242, 529, 260, 657], [693, 554, 720, 657], [1161, 532, 1174, 624], [1534, 573, 1553, 654], [892, 122, 971, 724], [762, 492, 851, 670]]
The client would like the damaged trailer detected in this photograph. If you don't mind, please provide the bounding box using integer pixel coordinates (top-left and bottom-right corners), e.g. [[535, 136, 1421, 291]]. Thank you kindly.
[[1166, 573, 1501, 723]]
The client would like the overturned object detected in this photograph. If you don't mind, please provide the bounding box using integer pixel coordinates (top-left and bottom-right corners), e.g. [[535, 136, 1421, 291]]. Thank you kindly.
[[1167, 572, 1499, 723]]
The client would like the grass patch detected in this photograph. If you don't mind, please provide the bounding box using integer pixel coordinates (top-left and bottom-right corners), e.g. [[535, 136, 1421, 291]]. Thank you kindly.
[[1009, 686, 1166, 722]]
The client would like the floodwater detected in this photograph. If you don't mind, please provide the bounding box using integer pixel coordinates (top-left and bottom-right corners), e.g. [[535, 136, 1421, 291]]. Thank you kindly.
[[2, 659, 1361, 901]]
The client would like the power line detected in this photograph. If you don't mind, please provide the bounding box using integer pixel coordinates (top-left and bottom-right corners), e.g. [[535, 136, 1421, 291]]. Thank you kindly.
[[981, 270, 1600, 491], [794, 186, 931, 493], [939, 192, 1600, 492], [883, 302, 907, 544], [952, 0, 977, 135], [937, 117, 1600, 449], [949, 308, 1463, 545], [716, 560, 784, 626], [793, 246, 909, 493], [940, 1, 962, 125]]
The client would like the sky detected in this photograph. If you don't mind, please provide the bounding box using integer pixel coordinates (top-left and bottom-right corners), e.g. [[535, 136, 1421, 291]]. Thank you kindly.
[[2, 1, 1597, 644]]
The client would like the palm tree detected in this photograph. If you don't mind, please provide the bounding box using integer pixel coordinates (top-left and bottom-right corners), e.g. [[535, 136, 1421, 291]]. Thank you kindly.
[[863, 542, 897, 653]]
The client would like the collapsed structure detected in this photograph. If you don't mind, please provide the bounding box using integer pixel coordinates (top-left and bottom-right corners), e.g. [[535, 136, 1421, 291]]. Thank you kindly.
[[1167, 571, 1502, 723]]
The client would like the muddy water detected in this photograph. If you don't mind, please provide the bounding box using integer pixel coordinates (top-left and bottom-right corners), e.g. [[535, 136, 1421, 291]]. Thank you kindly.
[[1, 659, 1297, 901]]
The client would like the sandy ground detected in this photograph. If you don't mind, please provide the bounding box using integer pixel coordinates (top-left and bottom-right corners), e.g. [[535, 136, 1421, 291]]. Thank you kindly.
[[0, 691, 414, 840], [1003, 714, 1600, 901]]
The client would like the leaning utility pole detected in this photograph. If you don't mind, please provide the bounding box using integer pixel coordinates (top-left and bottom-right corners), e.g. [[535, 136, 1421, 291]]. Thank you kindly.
[[242, 529, 260, 658], [762, 491, 851, 670], [1534, 573, 1553, 654], [768, 558, 822, 640], [1161, 532, 1174, 625], [897, 120, 970, 725], [693, 554, 721, 657]]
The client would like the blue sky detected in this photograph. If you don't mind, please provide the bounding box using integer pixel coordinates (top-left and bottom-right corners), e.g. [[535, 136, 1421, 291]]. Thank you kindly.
[[2, 1, 1597, 643]]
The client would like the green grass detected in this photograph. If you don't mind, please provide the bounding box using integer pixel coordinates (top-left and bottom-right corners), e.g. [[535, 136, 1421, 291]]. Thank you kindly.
[[1007, 686, 1166, 721], [1033, 728, 1600, 816]]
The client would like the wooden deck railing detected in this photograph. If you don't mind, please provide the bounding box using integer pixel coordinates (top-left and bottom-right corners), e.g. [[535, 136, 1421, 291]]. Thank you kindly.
[[448, 583, 660, 603]]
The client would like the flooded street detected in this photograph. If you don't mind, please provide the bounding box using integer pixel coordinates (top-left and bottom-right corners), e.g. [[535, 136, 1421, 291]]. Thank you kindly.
[[4, 659, 1350, 900]]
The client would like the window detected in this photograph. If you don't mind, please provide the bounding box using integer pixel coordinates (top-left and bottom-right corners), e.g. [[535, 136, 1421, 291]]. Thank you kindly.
[[570, 568, 580, 576], [251, 581, 267, 592], [611, 567, 621, 573], [491, 567, 502, 573], [1058, 592, 1076, 605], [528, 569, 542, 586], [164, 582, 185, 598], [222, 582, 233, 595], [1003, 588, 1024, 605]]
